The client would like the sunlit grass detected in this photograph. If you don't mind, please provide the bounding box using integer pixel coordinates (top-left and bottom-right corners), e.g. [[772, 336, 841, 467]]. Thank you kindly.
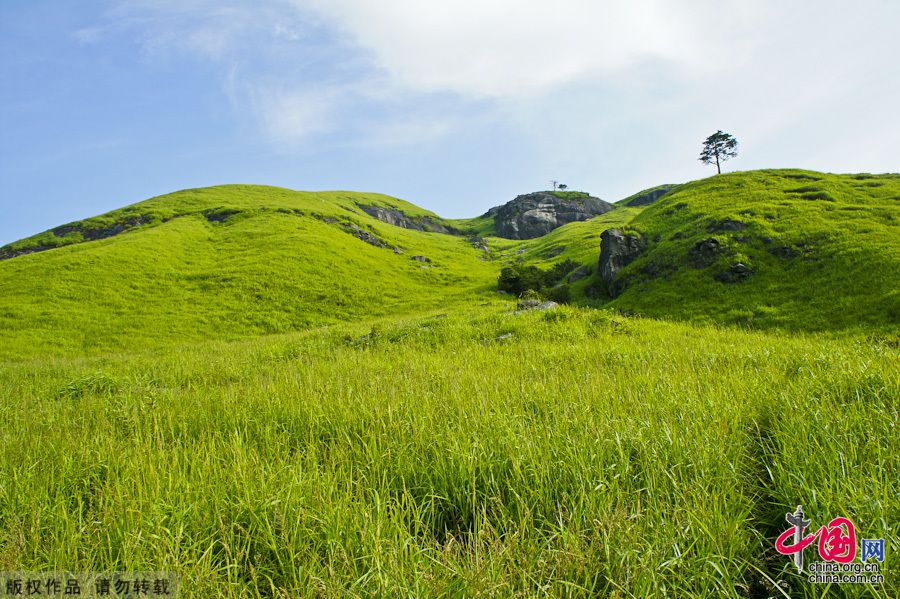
[[1, 306, 895, 597]]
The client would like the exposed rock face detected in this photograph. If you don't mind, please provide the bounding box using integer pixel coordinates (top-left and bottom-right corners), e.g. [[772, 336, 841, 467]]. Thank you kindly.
[[599, 228, 646, 297], [706, 218, 747, 232], [624, 185, 676, 207], [203, 208, 242, 223], [0, 214, 152, 261], [488, 192, 615, 240], [343, 224, 396, 251], [358, 205, 456, 234], [715, 262, 752, 283], [690, 237, 724, 267]]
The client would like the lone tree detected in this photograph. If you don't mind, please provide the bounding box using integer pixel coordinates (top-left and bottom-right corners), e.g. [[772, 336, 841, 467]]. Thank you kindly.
[[699, 130, 738, 174]]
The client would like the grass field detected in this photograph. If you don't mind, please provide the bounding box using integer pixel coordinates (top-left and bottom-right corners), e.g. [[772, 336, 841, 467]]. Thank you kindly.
[[0, 306, 896, 596], [0, 170, 897, 597]]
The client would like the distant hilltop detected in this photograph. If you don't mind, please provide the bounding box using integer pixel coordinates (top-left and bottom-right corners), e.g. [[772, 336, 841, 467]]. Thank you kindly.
[[482, 191, 615, 239]]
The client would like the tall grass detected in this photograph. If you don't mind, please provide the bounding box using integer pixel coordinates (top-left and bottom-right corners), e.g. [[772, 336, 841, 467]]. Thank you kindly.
[[1, 305, 895, 597]]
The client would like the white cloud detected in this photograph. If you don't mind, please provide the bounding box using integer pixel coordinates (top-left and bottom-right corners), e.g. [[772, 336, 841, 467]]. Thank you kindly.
[[301, 0, 764, 98], [91, 0, 900, 175]]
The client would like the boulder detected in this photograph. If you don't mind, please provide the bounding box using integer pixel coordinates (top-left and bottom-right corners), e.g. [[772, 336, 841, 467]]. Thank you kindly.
[[488, 192, 615, 240], [599, 229, 646, 297], [516, 299, 559, 312], [715, 263, 752, 283]]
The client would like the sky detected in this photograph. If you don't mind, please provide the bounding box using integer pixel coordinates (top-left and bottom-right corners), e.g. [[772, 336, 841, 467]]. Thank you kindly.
[[1, 0, 898, 245]]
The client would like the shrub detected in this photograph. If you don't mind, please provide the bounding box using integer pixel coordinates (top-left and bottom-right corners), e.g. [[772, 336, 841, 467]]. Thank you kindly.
[[497, 259, 581, 296], [547, 284, 571, 304]]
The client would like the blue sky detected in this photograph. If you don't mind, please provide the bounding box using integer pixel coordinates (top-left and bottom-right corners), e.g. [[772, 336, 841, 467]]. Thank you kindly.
[[2, 0, 898, 245]]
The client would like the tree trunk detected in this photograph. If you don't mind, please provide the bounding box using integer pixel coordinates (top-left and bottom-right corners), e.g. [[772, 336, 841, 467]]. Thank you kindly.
[[715, 153, 721, 174]]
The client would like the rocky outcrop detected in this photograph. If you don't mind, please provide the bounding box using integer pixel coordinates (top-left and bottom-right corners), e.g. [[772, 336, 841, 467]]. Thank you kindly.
[[203, 208, 241, 223], [599, 228, 646, 297], [690, 237, 724, 267], [0, 214, 152, 261], [488, 192, 615, 240], [715, 262, 752, 283], [358, 205, 456, 234], [706, 218, 747, 232], [623, 185, 676, 207], [343, 223, 397, 251]]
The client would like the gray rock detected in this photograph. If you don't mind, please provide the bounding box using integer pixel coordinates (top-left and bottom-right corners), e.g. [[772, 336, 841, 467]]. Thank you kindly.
[[203, 209, 241, 223], [568, 265, 592, 283], [599, 229, 646, 297], [518, 298, 542, 309], [771, 245, 799, 259], [715, 262, 752, 283], [468, 236, 490, 252], [411, 255, 431, 263], [707, 218, 747, 232], [358, 205, 456, 234], [516, 299, 559, 312], [488, 192, 615, 240], [690, 237, 724, 267], [344, 224, 396, 250]]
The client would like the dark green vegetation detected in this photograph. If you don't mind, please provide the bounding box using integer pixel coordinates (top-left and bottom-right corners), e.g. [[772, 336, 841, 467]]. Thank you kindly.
[[1, 170, 897, 597], [498, 259, 579, 299]]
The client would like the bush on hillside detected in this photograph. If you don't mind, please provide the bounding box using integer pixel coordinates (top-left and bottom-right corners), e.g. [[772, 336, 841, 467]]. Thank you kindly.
[[498, 259, 579, 299]]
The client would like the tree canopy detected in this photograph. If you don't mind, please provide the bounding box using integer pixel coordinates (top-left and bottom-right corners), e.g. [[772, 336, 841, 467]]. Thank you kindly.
[[699, 130, 739, 174]]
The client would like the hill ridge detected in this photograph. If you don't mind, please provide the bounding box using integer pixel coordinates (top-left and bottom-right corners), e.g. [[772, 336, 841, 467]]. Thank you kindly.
[[1, 169, 897, 360]]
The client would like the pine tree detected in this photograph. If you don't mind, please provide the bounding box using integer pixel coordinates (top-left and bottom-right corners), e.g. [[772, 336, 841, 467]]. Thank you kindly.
[[699, 130, 739, 174]]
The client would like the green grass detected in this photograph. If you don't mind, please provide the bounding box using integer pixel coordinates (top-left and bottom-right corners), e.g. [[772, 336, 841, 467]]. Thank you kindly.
[[0, 306, 895, 597], [448, 213, 497, 237], [1, 171, 898, 596], [549, 190, 593, 200], [615, 184, 678, 206], [0, 186, 497, 360], [600, 170, 900, 331]]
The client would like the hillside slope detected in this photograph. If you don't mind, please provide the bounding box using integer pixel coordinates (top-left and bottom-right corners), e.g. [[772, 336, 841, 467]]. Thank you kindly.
[[0, 186, 498, 359], [594, 170, 900, 330], [2, 170, 897, 360]]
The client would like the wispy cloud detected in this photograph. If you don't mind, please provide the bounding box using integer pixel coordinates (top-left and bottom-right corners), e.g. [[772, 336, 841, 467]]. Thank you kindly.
[[251, 86, 339, 145]]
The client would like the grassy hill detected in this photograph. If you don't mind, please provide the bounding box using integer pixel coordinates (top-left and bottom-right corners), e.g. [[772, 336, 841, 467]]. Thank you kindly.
[[2, 170, 898, 360], [0, 185, 499, 359], [598, 170, 900, 331], [0, 170, 897, 596]]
